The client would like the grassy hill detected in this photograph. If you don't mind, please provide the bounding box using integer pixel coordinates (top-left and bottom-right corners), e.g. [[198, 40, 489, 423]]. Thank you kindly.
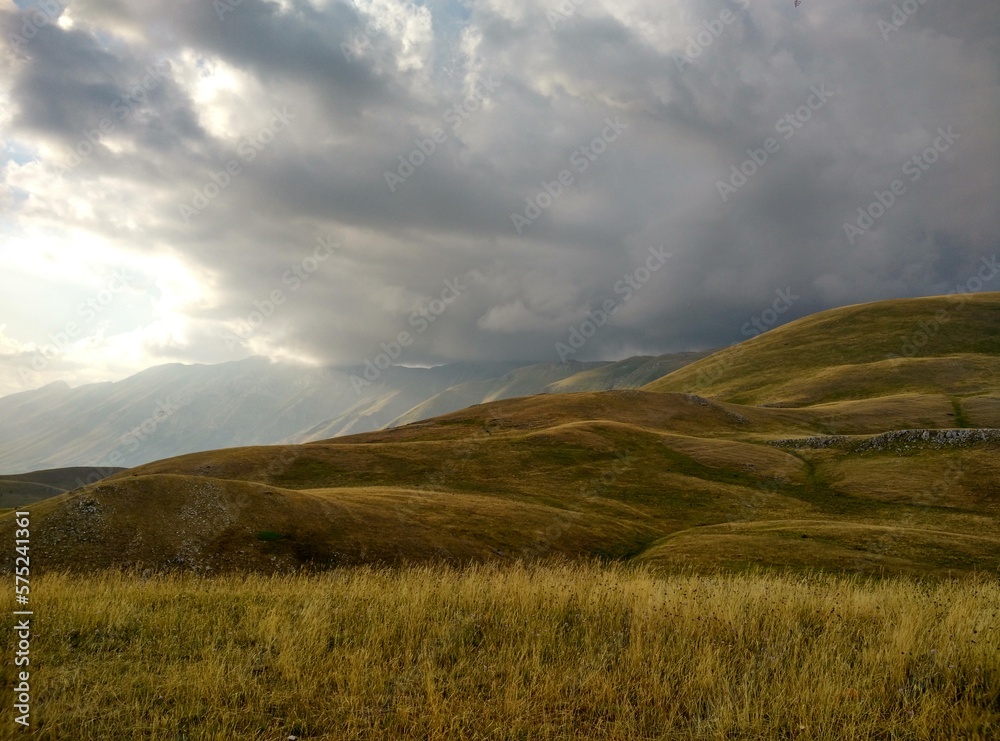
[[6, 391, 998, 576], [644, 292, 1000, 405], [0, 466, 125, 509], [2, 292, 999, 739], [1, 292, 998, 578]]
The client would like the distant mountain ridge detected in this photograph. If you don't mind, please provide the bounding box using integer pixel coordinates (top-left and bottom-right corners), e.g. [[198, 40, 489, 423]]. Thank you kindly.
[[389, 352, 710, 429], [0, 467, 125, 508], [0, 353, 708, 474]]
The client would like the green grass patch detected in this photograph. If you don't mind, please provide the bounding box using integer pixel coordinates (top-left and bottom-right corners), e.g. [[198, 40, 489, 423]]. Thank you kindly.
[[256, 530, 286, 541], [952, 397, 971, 428]]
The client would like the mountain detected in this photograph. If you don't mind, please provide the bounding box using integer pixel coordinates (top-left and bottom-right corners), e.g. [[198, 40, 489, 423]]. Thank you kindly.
[[0, 467, 125, 509], [5, 293, 999, 577], [0, 353, 707, 474], [0, 358, 520, 474], [389, 352, 712, 428]]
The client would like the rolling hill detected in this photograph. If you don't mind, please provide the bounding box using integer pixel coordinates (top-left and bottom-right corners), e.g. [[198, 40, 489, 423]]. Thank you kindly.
[[2, 293, 998, 577], [644, 292, 1000, 405], [0, 353, 705, 473], [0, 467, 125, 509]]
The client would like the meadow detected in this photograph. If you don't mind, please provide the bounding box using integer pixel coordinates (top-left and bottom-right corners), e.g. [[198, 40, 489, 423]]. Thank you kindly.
[[4, 294, 999, 739], [4, 562, 998, 740]]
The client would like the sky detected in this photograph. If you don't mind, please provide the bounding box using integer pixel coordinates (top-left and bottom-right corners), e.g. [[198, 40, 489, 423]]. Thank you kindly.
[[0, 0, 998, 396]]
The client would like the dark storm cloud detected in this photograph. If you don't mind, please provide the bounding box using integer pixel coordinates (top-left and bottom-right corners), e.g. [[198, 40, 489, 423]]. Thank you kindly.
[[1, 0, 998, 376]]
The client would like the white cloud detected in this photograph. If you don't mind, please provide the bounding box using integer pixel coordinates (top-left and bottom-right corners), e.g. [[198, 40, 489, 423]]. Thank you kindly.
[[175, 51, 269, 141], [351, 0, 434, 74]]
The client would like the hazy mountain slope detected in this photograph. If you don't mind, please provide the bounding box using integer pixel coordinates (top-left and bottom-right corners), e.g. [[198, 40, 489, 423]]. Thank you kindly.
[[0, 354, 707, 474], [0, 358, 347, 473], [0, 466, 125, 508], [544, 352, 714, 393], [388, 353, 712, 429], [644, 293, 1000, 405], [288, 362, 528, 440], [0, 358, 522, 473], [386, 360, 605, 429]]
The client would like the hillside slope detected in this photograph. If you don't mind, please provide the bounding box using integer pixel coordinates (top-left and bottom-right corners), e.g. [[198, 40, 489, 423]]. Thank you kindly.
[[0, 466, 125, 508], [6, 388, 999, 576], [0, 358, 525, 473], [644, 292, 1000, 405], [0, 354, 706, 474], [3, 293, 998, 577]]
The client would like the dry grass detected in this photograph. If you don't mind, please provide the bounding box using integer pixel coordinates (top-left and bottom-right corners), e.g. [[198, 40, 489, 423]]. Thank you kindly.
[[639, 520, 1000, 576], [5, 563, 999, 740], [644, 292, 1000, 405]]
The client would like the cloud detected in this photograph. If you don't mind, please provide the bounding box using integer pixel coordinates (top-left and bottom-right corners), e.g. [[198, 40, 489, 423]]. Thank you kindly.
[[0, 0, 998, 395]]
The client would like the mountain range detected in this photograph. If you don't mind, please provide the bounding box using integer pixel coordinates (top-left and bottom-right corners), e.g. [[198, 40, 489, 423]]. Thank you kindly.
[[0, 352, 710, 474]]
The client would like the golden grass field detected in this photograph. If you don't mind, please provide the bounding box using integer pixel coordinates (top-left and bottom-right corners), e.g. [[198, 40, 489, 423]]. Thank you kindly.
[[2, 293, 999, 738], [2, 563, 997, 740]]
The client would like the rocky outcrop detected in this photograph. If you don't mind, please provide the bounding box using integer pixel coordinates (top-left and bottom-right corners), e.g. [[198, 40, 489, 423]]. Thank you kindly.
[[769, 428, 1000, 452]]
